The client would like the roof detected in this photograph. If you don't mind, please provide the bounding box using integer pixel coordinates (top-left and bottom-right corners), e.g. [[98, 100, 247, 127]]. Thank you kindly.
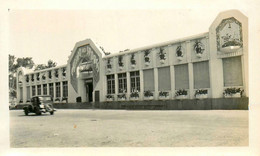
[[103, 32, 209, 59]]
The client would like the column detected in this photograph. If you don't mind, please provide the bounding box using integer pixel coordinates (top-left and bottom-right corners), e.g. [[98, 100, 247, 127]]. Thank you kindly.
[[41, 84, 43, 96], [114, 73, 118, 101], [47, 83, 50, 95], [154, 67, 158, 100], [53, 82, 56, 100], [60, 81, 63, 99], [170, 65, 175, 99], [188, 63, 194, 99], [140, 70, 144, 100], [126, 72, 131, 100]]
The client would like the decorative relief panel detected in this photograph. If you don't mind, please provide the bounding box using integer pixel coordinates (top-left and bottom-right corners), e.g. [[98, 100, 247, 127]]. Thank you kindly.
[[216, 17, 243, 53]]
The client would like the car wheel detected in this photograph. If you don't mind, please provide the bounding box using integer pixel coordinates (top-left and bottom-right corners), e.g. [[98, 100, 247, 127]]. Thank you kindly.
[[50, 111, 54, 115], [24, 110, 29, 116], [35, 107, 41, 115]]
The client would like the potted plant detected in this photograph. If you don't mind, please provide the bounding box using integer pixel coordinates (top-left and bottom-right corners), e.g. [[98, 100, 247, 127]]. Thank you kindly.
[[144, 50, 150, 66], [144, 90, 154, 100], [55, 70, 59, 79], [159, 91, 170, 100], [159, 48, 166, 64], [194, 89, 208, 99], [130, 54, 136, 68], [176, 45, 183, 61], [55, 97, 60, 103], [130, 91, 139, 100], [31, 75, 34, 82], [42, 74, 46, 81], [194, 41, 204, 58], [106, 94, 114, 101], [223, 88, 243, 98], [26, 75, 29, 83], [221, 34, 242, 52], [118, 56, 124, 70], [117, 93, 126, 101], [48, 71, 52, 79], [175, 89, 188, 99], [107, 59, 112, 72], [61, 97, 68, 103], [62, 68, 66, 78]]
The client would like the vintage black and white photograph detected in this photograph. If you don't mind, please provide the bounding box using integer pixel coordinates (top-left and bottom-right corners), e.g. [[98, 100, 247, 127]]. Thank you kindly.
[[1, 0, 260, 156]]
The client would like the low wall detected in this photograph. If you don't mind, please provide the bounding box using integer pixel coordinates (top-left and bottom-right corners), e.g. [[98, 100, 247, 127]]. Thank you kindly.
[[13, 98, 248, 110]]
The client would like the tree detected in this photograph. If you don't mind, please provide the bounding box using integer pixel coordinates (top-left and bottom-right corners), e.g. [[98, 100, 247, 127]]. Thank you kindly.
[[9, 55, 35, 98], [34, 59, 57, 71]]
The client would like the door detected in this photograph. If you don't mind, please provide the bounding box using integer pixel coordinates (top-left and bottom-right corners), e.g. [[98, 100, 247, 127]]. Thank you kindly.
[[85, 79, 93, 102]]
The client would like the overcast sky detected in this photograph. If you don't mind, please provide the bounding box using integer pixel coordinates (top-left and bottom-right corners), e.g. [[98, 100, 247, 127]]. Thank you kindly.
[[7, 9, 247, 66]]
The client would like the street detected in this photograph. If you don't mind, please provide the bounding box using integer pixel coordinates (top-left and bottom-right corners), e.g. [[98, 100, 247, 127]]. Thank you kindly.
[[9, 109, 248, 147]]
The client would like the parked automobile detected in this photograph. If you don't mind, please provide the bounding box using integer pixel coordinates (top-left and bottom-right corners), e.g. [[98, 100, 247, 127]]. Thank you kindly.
[[23, 95, 56, 115], [9, 100, 17, 110]]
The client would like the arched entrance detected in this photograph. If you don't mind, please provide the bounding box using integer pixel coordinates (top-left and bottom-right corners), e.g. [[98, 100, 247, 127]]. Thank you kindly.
[[78, 61, 94, 102]]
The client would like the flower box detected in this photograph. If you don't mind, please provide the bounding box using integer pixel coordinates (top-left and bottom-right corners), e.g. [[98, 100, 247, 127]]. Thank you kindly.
[[196, 94, 208, 99], [221, 46, 240, 53], [232, 92, 241, 98], [159, 96, 170, 100], [176, 95, 188, 99], [177, 56, 183, 61], [145, 62, 150, 66], [144, 96, 154, 100], [106, 98, 113, 102], [196, 53, 202, 58], [160, 59, 165, 64], [130, 97, 139, 101]]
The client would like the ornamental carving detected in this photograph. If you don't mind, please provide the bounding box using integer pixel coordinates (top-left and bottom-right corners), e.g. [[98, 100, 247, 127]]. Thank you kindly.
[[216, 17, 243, 52]]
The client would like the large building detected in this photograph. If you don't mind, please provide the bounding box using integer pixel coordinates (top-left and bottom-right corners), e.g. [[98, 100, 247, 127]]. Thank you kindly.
[[16, 10, 248, 104]]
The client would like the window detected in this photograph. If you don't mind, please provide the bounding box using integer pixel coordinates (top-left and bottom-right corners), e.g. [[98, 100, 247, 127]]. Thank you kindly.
[[32, 86, 36, 96], [223, 56, 243, 86], [43, 84, 47, 95], [37, 85, 41, 95], [193, 61, 210, 89], [130, 71, 140, 92], [143, 69, 154, 91], [175, 64, 189, 89], [63, 81, 68, 97], [107, 74, 115, 94], [49, 83, 54, 98], [158, 67, 171, 91], [56, 82, 61, 97], [118, 73, 127, 93], [26, 87, 30, 99]]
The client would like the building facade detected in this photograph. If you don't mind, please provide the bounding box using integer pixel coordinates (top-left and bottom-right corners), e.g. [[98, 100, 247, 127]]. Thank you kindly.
[[16, 10, 248, 104]]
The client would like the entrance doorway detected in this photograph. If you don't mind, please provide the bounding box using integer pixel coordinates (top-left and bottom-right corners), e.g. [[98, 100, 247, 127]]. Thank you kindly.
[[85, 79, 93, 102]]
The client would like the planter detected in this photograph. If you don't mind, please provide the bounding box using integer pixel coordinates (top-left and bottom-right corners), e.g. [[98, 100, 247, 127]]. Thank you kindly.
[[232, 93, 241, 98], [107, 68, 111, 72], [144, 96, 154, 100], [145, 62, 150, 66], [176, 95, 188, 99], [177, 56, 183, 61], [196, 94, 208, 99], [118, 98, 126, 101], [196, 53, 202, 58], [160, 59, 165, 64], [119, 66, 123, 70], [131, 64, 136, 69], [159, 96, 170, 100], [106, 98, 113, 102], [221, 46, 240, 53], [130, 97, 139, 101], [224, 94, 232, 98]]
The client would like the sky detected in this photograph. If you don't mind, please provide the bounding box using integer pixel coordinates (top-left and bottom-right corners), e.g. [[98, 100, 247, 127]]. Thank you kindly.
[[7, 9, 246, 66]]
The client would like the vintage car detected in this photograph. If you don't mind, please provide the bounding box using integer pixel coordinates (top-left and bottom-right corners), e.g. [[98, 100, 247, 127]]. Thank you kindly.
[[23, 95, 56, 115]]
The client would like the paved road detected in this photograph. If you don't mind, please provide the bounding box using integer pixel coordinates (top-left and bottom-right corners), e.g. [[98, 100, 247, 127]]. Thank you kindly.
[[9, 109, 248, 147]]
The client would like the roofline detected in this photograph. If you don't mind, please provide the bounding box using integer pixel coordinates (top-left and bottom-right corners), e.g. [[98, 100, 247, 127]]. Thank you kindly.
[[103, 32, 209, 59], [25, 64, 67, 75]]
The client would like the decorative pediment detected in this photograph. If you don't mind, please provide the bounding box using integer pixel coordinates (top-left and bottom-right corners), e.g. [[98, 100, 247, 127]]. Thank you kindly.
[[216, 17, 243, 53]]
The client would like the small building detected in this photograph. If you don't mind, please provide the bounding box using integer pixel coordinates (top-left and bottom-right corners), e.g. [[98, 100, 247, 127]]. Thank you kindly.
[[16, 10, 248, 104]]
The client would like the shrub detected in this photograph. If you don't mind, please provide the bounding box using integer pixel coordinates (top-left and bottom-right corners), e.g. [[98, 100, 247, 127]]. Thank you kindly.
[[130, 92, 139, 98], [194, 89, 208, 97], [159, 91, 169, 97], [144, 90, 153, 97], [175, 89, 188, 96]]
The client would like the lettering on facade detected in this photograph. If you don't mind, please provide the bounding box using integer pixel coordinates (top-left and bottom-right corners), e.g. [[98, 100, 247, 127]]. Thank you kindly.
[[70, 45, 100, 93]]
